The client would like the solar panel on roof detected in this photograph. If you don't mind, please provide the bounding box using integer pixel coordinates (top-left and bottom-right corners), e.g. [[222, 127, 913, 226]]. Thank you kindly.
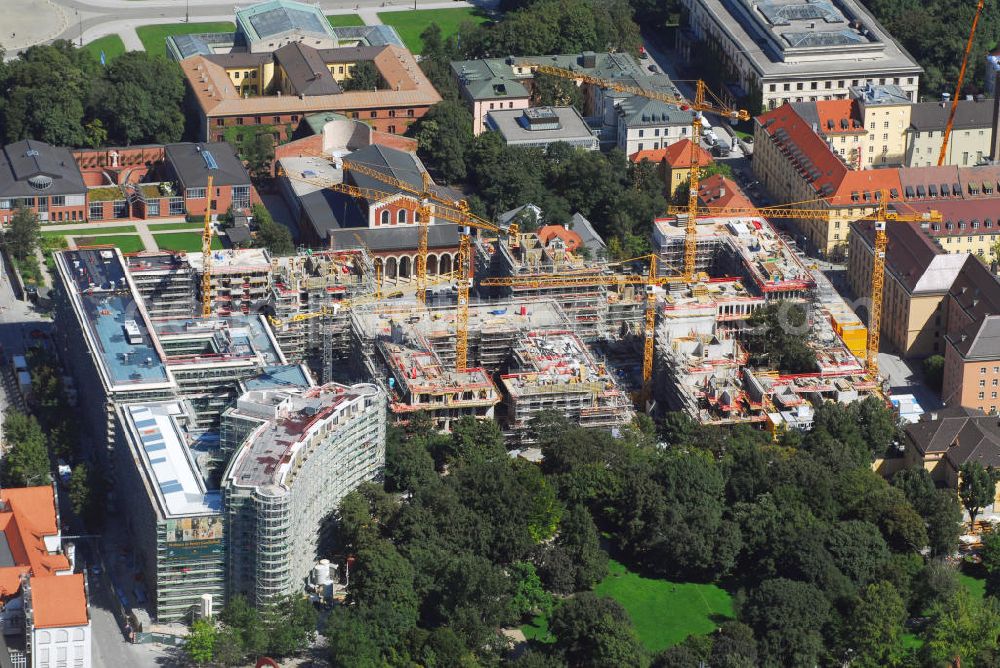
[[202, 150, 218, 170]]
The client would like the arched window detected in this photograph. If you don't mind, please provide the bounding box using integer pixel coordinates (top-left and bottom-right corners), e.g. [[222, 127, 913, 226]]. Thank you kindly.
[[37, 631, 51, 644], [397, 209, 407, 224], [56, 630, 69, 643], [72, 628, 85, 641], [380, 210, 390, 226]]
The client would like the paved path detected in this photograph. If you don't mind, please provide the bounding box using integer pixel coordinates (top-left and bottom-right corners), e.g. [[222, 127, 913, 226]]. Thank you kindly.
[[2, 0, 488, 56]]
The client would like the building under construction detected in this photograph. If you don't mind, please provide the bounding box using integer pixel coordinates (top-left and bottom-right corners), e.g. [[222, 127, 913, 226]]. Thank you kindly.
[[475, 233, 647, 341], [652, 214, 814, 301], [654, 277, 879, 430], [269, 250, 377, 373]]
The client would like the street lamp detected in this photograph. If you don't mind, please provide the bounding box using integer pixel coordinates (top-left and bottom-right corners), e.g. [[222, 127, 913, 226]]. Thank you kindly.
[[186, 0, 190, 23]]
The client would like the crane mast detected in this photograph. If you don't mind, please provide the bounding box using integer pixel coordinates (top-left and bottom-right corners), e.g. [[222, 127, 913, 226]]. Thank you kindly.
[[201, 175, 214, 318]]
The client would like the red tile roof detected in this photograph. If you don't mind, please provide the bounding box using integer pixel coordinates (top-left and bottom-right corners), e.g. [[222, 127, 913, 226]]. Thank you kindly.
[[698, 174, 753, 211], [537, 224, 583, 251], [815, 100, 864, 135], [31, 574, 88, 629], [629, 139, 713, 169]]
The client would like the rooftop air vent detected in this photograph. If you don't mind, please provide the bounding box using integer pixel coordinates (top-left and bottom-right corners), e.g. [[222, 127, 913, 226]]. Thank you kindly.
[[27, 175, 52, 190]]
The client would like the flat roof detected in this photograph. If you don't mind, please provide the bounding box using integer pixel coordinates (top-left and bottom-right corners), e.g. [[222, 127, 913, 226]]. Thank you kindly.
[[55, 249, 171, 390], [243, 364, 314, 391], [121, 402, 221, 519], [185, 248, 271, 272], [693, 0, 921, 79], [154, 315, 285, 367], [486, 106, 597, 145]]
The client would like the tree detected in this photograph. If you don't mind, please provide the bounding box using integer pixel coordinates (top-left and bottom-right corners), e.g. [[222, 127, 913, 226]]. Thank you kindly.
[[531, 72, 584, 111], [555, 504, 607, 591], [509, 562, 552, 620], [912, 559, 961, 616], [709, 622, 758, 668], [219, 594, 268, 660], [825, 520, 890, 587], [326, 607, 382, 667], [94, 51, 185, 145], [348, 540, 419, 636], [83, 118, 108, 149], [67, 464, 91, 518], [5, 207, 40, 262], [239, 129, 275, 179], [741, 578, 830, 668], [385, 429, 438, 494], [848, 581, 907, 668], [263, 595, 317, 658], [920, 587, 1000, 667], [409, 100, 473, 184], [744, 301, 817, 374], [923, 354, 946, 391], [185, 618, 217, 665], [2, 411, 50, 487], [982, 529, 1000, 596], [341, 60, 384, 91], [549, 593, 649, 668], [959, 461, 997, 527], [251, 203, 294, 256]]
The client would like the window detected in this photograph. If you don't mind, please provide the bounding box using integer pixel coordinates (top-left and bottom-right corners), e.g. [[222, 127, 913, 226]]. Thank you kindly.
[[236, 117, 244, 126], [89, 202, 103, 220], [982, 367, 987, 374], [254, 116, 262, 124], [979, 392, 985, 399], [0, 200, 8, 210], [882, 133, 888, 140], [388, 125, 396, 133], [638, 129, 644, 137], [963, 152, 969, 165], [215, 118, 224, 127], [637, 143, 644, 151], [338, 66, 344, 74], [811, 82, 818, 90], [187, 187, 206, 199], [980, 380, 985, 387], [290, 115, 298, 122], [273, 116, 281, 123], [796, 82, 803, 90], [234, 71, 241, 79], [397, 209, 407, 224], [232, 185, 250, 210], [825, 81, 832, 89], [769, 84, 776, 92], [489, 102, 494, 110], [838, 80, 845, 88], [408, 109, 415, 117], [380, 210, 390, 225], [783, 83, 790, 91]]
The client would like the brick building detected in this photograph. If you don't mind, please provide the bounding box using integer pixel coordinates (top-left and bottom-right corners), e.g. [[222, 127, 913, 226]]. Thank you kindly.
[[0, 140, 88, 224]]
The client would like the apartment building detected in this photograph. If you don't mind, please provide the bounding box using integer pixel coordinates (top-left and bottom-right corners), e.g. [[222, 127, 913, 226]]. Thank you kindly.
[[221, 383, 386, 605], [451, 51, 682, 149], [754, 101, 1000, 255], [941, 257, 1000, 413], [0, 486, 91, 668], [630, 138, 714, 197], [678, 0, 921, 111], [906, 97, 997, 167], [848, 220, 968, 358], [113, 400, 225, 622]]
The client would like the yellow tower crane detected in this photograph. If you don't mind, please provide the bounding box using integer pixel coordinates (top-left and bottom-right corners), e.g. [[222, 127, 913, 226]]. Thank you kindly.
[[201, 175, 214, 317], [280, 171, 518, 372], [526, 65, 749, 279], [665, 199, 941, 376]]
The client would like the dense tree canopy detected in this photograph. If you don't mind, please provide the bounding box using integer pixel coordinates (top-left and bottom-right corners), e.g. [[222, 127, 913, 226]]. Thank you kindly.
[[0, 42, 186, 147]]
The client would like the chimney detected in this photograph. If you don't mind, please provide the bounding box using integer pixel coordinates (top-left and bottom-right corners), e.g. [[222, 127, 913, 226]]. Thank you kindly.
[[992, 71, 1000, 160], [718, 185, 726, 198]]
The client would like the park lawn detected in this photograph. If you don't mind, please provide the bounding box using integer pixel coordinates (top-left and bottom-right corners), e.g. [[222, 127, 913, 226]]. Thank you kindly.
[[147, 221, 203, 231], [522, 559, 734, 652], [377, 8, 490, 53], [42, 225, 137, 237], [137, 22, 236, 58], [327, 14, 365, 27], [74, 235, 146, 253], [154, 232, 224, 252], [83, 34, 127, 63], [960, 572, 986, 601]]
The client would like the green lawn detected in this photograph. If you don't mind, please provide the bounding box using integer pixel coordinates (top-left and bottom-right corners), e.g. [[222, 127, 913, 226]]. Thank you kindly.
[[42, 225, 137, 237], [960, 572, 986, 601], [377, 8, 490, 53], [153, 232, 224, 252], [74, 235, 146, 253], [137, 22, 236, 58], [83, 34, 127, 63], [522, 559, 734, 652], [327, 14, 365, 27], [147, 221, 202, 231]]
